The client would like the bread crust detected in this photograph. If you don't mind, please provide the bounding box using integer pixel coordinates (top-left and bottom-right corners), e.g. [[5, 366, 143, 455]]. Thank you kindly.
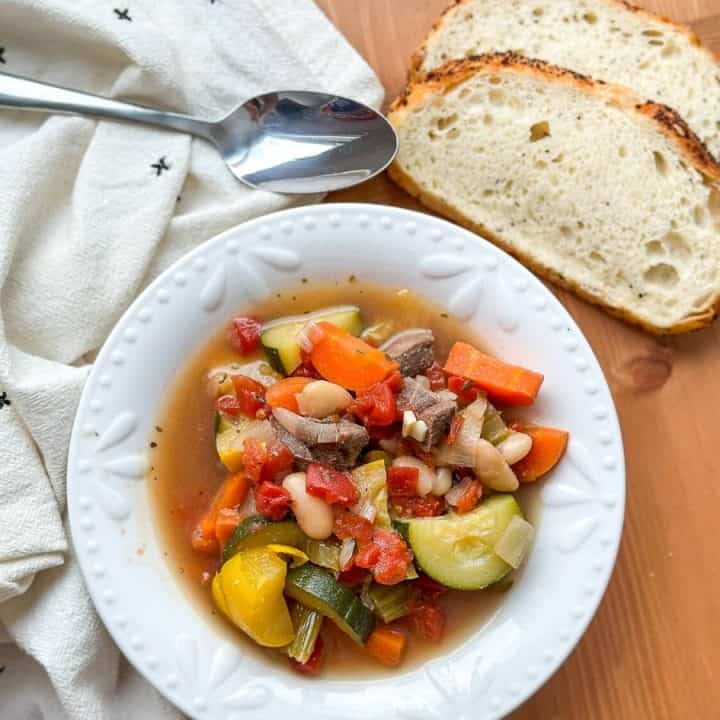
[[409, 0, 720, 81], [387, 52, 720, 334]]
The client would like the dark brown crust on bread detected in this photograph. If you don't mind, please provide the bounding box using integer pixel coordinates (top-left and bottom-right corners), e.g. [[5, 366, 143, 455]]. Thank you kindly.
[[391, 52, 720, 181], [409, 0, 720, 89], [387, 52, 720, 334]]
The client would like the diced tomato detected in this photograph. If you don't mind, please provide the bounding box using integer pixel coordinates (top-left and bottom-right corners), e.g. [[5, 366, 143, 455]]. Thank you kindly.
[[291, 349, 322, 379], [255, 481, 292, 521], [384, 370, 403, 393], [261, 441, 294, 483], [414, 574, 449, 601], [354, 541, 381, 568], [425, 361, 447, 391], [214, 507, 242, 546], [387, 466, 419, 497], [290, 636, 324, 675], [407, 601, 445, 642], [348, 379, 398, 427], [229, 375, 268, 417], [227, 316, 262, 354], [333, 509, 373, 543], [306, 463, 359, 506], [338, 565, 369, 588], [216, 394, 244, 418], [447, 415, 464, 446], [241, 438, 267, 484], [354, 530, 413, 585], [447, 375, 481, 403], [391, 495, 445, 518], [455, 478, 483, 514]]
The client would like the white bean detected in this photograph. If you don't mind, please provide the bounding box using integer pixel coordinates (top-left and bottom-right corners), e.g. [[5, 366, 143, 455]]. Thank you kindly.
[[497, 432, 533, 465], [392, 455, 435, 496], [431, 467, 453, 496], [296, 380, 353, 419], [474, 439, 519, 491], [282, 472, 334, 539]]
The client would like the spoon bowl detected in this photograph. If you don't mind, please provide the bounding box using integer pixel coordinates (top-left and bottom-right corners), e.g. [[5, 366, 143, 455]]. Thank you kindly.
[[0, 73, 397, 194], [211, 91, 397, 193]]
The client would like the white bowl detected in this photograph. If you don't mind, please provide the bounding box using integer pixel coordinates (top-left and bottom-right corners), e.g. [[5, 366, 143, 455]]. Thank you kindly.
[[68, 203, 624, 720]]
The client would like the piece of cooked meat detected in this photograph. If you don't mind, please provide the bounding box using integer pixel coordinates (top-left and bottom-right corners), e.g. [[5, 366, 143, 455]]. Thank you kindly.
[[397, 377, 456, 450], [380, 328, 435, 377], [272, 408, 369, 470], [271, 418, 314, 466]]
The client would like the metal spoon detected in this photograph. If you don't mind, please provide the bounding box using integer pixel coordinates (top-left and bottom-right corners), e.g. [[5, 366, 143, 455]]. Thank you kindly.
[[0, 72, 398, 193]]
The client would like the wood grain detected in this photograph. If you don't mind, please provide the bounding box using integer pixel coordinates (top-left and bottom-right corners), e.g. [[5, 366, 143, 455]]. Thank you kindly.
[[315, 1, 720, 718]]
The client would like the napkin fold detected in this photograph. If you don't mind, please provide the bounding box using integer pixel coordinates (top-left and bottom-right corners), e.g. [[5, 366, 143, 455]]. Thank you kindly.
[[0, 1, 383, 717]]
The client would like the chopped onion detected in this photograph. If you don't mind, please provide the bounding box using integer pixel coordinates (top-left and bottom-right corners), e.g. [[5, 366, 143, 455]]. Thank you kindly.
[[243, 419, 276, 446], [434, 395, 488, 468], [356, 500, 377, 523], [295, 320, 323, 353], [339, 538, 356, 571], [494, 516, 535, 569], [434, 440, 476, 468], [445, 476, 473, 507], [414, 374, 431, 390]]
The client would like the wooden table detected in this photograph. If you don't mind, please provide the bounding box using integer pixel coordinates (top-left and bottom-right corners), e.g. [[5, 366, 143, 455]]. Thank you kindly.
[[316, 2, 720, 718]]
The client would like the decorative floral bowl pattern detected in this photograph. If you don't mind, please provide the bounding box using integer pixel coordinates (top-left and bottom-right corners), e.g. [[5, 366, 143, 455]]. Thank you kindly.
[[68, 203, 624, 720]]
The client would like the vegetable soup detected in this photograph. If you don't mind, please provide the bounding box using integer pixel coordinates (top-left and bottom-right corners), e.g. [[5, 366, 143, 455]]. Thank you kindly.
[[150, 282, 564, 676]]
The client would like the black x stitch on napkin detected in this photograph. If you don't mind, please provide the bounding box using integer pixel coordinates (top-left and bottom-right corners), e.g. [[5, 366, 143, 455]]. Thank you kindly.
[[151, 157, 170, 176]]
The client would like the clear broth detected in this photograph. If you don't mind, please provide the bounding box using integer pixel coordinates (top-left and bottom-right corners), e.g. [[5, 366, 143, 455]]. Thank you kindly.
[[149, 281, 540, 677]]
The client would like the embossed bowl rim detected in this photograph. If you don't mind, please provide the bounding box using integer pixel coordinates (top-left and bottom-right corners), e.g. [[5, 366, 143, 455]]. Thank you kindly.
[[68, 203, 625, 720]]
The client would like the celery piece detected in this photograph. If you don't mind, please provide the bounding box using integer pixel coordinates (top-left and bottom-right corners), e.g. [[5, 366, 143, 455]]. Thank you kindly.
[[287, 603, 323, 663], [305, 539, 341, 572], [367, 583, 412, 623], [481, 405, 511, 446]]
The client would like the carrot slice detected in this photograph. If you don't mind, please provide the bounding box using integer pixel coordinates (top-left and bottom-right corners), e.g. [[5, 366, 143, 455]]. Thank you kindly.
[[366, 626, 407, 667], [214, 507, 242, 546], [191, 472, 249, 554], [511, 424, 569, 482], [444, 341, 543, 406], [310, 321, 398, 392], [265, 376, 314, 413]]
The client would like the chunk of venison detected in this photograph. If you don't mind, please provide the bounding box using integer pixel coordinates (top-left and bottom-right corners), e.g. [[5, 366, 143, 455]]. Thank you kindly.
[[397, 377, 456, 450], [380, 328, 435, 377], [272, 408, 369, 470]]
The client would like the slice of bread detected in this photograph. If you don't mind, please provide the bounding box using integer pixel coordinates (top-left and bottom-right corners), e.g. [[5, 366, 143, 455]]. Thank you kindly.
[[387, 53, 720, 334], [411, 0, 720, 161]]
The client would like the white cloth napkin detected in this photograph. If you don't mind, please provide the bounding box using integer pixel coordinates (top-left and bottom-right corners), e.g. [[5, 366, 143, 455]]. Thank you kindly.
[[0, 1, 383, 717]]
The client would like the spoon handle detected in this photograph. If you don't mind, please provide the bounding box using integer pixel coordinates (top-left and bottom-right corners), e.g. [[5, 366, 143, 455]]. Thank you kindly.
[[0, 72, 215, 139]]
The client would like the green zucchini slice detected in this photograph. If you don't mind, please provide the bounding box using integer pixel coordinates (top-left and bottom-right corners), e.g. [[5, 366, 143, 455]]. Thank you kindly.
[[407, 495, 526, 590], [222, 517, 306, 563], [260, 305, 363, 375], [285, 565, 375, 645]]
